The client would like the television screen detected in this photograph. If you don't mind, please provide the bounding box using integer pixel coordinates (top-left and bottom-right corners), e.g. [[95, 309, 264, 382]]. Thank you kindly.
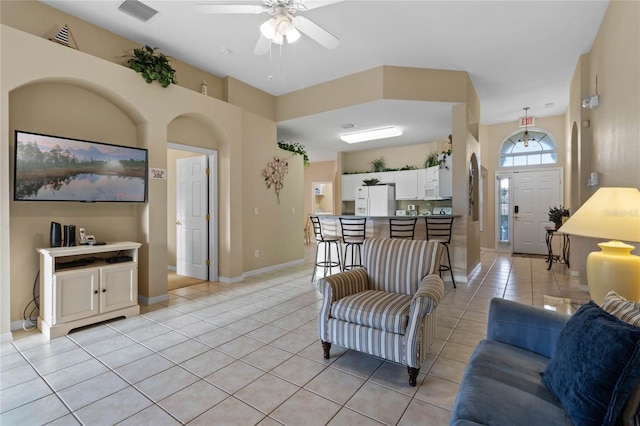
[[13, 130, 148, 202]]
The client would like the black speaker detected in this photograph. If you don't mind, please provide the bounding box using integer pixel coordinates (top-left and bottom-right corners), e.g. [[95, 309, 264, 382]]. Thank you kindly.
[[50, 222, 62, 247], [64, 225, 76, 247]]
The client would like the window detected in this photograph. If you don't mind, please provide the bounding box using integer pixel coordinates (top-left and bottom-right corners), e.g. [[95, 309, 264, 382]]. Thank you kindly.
[[499, 129, 557, 167], [498, 177, 510, 242]]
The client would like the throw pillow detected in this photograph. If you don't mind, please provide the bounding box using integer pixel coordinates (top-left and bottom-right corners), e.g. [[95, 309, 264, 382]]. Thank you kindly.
[[602, 291, 640, 326], [602, 291, 640, 426], [541, 301, 640, 426]]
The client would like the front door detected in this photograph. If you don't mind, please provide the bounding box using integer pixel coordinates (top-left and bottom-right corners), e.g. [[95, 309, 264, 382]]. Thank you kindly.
[[176, 155, 209, 280], [513, 169, 561, 255]]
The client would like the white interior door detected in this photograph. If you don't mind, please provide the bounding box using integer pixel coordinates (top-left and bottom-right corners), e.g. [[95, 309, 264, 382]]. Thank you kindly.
[[513, 169, 561, 254], [176, 156, 208, 280]]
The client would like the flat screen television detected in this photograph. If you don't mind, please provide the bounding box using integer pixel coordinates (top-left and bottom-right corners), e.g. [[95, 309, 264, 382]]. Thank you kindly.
[[13, 130, 148, 202]]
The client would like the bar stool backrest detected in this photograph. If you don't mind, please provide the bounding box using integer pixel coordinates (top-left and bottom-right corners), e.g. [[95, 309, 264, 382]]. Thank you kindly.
[[311, 216, 339, 241], [340, 217, 367, 244], [425, 216, 454, 243], [389, 217, 417, 239]]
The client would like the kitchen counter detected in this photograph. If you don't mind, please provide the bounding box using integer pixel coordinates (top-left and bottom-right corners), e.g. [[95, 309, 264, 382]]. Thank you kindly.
[[315, 214, 459, 240]]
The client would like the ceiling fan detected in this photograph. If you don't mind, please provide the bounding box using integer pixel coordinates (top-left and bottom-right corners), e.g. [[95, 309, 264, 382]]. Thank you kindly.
[[194, 0, 342, 55]]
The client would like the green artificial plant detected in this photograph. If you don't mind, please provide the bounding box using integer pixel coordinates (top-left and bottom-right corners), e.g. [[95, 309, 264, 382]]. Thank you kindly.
[[127, 45, 177, 88], [278, 141, 309, 167]]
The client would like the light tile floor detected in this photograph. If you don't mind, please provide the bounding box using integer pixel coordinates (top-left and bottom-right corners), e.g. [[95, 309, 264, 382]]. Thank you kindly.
[[1, 248, 588, 425]]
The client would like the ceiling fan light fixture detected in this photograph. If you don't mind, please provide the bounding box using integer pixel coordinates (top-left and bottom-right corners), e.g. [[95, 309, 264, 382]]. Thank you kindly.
[[260, 18, 277, 39], [287, 26, 301, 43], [272, 32, 285, 45], [341, 127, 403, 144]]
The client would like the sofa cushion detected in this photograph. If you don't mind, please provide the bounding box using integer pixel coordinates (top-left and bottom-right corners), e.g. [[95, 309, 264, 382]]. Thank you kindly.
[[450, 339, 572, 426], [541, 301, 640, 426], [331, 290, 411, 334]]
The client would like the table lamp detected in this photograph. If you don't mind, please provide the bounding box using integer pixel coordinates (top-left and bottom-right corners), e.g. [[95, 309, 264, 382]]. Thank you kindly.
[[558, 187, 640, 304]]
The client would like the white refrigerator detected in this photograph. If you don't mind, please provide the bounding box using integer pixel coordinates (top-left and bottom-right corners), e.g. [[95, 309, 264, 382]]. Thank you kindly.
[[355, 185, 395, 216]]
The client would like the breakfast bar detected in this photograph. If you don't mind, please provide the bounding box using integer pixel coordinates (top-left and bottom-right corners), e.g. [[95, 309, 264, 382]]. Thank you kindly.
[[311, 214, 464, 284], [314, 214, 457, 240]]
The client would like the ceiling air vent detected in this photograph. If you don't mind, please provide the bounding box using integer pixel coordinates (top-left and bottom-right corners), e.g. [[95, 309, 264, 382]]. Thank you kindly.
[[118, 0, 158, 23]]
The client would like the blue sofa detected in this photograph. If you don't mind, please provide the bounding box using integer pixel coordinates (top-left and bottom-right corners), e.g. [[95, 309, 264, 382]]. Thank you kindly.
[[451, 298, 640, 426]]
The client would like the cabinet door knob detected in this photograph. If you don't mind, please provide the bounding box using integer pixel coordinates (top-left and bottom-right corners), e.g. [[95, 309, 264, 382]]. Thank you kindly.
[[94, 290, 98, 294], [102, 289, 107, 293]]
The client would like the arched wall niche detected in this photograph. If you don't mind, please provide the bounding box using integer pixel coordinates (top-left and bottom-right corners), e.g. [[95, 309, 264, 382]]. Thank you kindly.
[[469, 153, 479, 221], [8, 80, 146, 326]]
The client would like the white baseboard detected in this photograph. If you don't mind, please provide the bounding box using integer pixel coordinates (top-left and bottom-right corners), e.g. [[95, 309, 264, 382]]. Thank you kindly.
[[243, 258, 305, 278], [10, 319, 37, 332], [138, 294, 170, 305], [218, 275, 244, 284], [167, 265, 176, 272], [1, 331, 14, 343]]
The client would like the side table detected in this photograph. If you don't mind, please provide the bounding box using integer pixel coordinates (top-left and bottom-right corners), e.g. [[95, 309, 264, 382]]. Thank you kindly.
[[545, 227, 570, 270]]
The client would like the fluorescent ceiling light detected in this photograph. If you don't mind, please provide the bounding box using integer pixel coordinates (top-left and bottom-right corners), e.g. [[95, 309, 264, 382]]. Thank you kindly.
[[340, 127, 403, 144]]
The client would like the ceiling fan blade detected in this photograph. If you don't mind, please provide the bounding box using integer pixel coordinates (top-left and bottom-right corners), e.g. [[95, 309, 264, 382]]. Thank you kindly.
[[292, 15, 339, 49], [253, 35, 271, 55], [295, 0, 343, 11], [194, 4, 266, 14]]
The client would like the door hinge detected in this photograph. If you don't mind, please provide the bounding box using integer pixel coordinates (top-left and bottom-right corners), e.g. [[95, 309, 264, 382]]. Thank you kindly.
[[205, 168, 210, 176], [206, 259, 210, 266], [206, 213, 210, 221]]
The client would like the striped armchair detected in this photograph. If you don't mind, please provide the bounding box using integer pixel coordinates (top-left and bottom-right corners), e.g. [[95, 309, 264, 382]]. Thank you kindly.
[[317, 238, 445, 386]]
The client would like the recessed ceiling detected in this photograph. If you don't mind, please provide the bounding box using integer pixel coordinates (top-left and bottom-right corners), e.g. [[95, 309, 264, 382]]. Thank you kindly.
[[39, 0, 609, 161]]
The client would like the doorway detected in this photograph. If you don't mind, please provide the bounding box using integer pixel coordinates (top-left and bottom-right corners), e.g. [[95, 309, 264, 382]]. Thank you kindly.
[[312, 182, 334, 215], [167, 143, 218, 284], [495, 168, 562, 255]]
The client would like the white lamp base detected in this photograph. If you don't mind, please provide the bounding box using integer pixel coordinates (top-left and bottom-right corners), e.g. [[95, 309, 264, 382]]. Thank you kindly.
[[587, 241, 640, 305]]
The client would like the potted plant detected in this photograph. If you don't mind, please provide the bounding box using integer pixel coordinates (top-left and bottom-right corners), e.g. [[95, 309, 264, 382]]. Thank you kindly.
[[371, 157, 386, 172], [126, 45, 177, 88], [548, 206, 570, 229]]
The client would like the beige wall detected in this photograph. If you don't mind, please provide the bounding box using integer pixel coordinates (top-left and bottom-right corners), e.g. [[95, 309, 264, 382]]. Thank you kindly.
[[341, 140, 444, 173], [564, 0, 640, 285], [241, 111, 305, 273]]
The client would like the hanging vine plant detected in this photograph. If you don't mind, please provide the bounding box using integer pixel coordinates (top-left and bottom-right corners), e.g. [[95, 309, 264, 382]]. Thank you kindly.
[[278, 141, 309, 167], [126, 45, 177, 88], [263, 156, 289, 203]]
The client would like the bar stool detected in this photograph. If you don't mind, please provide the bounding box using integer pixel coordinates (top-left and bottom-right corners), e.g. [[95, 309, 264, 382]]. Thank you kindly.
[[389, 217, 417, 239], [310, 216, 342, 281], [425, 216, 456, 288], [340, 217, 367, 270]]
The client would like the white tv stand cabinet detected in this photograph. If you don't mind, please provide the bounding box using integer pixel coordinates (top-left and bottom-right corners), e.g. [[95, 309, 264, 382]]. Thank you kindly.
[[37, 241, 141, 339]]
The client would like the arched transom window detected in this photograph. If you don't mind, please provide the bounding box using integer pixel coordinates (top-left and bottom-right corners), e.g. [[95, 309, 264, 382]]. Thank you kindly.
[[499, 129, 557, 167]]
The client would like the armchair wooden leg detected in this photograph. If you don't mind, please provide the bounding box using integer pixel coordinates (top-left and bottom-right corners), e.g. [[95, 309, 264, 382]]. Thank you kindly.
[[321, 341, 331, 359], [408, 367, 420, 386]]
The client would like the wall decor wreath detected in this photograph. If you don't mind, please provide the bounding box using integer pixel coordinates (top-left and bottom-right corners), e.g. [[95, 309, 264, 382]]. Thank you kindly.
[[263, 156, 288, 203]]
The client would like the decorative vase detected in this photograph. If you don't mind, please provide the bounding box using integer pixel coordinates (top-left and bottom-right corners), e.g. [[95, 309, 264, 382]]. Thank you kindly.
[[554, 221, 562, 230]]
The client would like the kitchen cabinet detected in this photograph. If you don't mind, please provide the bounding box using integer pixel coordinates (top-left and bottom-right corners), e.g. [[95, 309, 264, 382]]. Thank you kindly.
[[342, 171, 397, 201], [424, 156, 452, 200], [37, 241, 140, 339], [394, 169, 426, 200], [342, 174, 361, 201]]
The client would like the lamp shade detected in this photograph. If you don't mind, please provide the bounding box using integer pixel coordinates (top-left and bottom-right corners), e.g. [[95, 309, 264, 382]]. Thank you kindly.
[[558, 187, 640, 242], [558, 187, 640, 304]]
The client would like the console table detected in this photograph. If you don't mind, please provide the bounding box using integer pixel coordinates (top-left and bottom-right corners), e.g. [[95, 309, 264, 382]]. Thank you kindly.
[[545, 227, 570, 270], [37, 242, 141, 339]]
